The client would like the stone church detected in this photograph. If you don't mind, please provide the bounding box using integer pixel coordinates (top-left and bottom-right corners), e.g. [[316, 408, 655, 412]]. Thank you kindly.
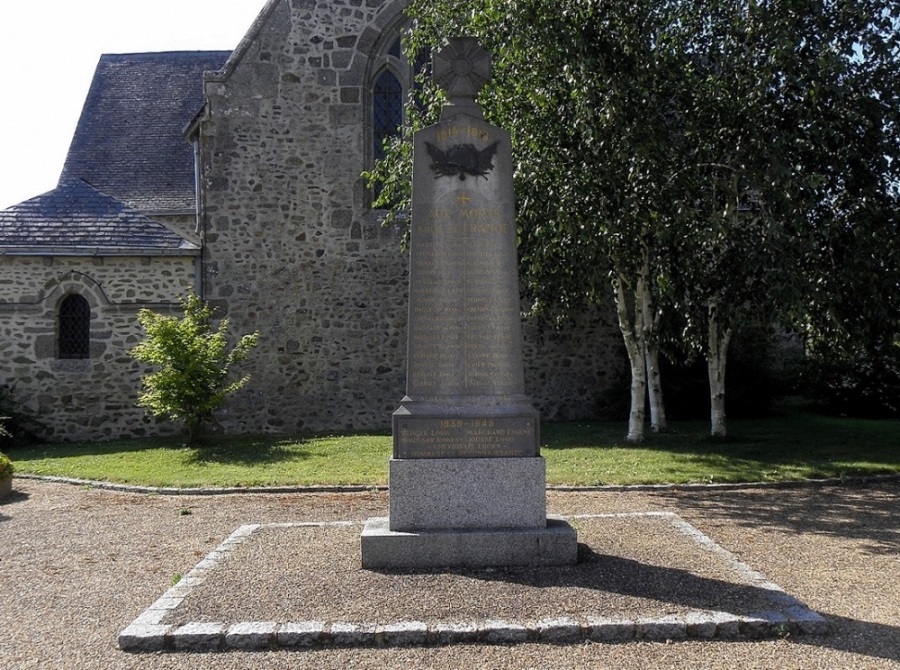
[[0, 0, 624, 442]]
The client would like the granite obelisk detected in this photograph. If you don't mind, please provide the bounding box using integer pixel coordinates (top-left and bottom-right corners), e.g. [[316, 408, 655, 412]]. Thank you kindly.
[[361, 38, 577, 569]]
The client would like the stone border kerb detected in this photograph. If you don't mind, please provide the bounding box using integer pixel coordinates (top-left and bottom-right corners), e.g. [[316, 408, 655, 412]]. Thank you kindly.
[[118, 513, 830, 653], [14, 472, 899, 496]]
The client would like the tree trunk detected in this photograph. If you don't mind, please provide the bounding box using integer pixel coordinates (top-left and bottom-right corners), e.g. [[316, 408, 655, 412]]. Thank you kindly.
[[707, 300, 732, 439], [615, 274, 647, 443], [641, 274, 668, 433], [645, 342, 667, 433]]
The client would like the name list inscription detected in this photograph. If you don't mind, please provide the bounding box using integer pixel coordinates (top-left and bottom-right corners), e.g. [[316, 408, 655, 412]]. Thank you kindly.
[[395, 416, 536, 459], [407, 123, 525, 398]]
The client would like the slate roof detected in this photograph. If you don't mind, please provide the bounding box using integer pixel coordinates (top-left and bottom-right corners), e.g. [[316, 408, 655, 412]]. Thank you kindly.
[[0, 179, 198, 254], [59, 51, 231, 212]]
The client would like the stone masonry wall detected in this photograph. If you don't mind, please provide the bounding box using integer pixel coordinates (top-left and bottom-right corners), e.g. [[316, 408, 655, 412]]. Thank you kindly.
[[201, 0, 626, 435], [0, 255, 196, 441]]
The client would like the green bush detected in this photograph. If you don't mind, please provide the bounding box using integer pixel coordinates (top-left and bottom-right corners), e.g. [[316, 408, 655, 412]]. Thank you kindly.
[[130, 293, 259, 443], [0, 452, 14, 479]]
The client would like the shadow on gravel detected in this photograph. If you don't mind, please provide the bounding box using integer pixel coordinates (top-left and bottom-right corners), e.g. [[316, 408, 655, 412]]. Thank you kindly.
[[378, 545, 794, 622], [382, 547, 900, 662], [792, 614, 900, 663], [651, 484, 900, 661], [658, 483, 900, 556], [0, 489, 30, 522]]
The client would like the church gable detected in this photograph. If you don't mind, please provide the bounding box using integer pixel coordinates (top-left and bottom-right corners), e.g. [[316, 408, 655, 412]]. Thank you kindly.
[[0, 0, 625, 442], [60, 51, 231, 214]]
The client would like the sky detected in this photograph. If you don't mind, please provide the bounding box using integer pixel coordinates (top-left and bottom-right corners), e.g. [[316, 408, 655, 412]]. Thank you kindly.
[[0, 1, 265, 210]]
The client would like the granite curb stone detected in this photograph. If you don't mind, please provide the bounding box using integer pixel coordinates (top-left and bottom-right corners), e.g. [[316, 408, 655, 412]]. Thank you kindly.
[[224, 621, 278, 650], [535, 617, 583, 643], [171, 622, 227, 652], [118, 515, 832, 653], [380, 621, 429, 646], [120, 614, 827, 653], [276, 621, 325, 647], [17, 472, 899, 496]]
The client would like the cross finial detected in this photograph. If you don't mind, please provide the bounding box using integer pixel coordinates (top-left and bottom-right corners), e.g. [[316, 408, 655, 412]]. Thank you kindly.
[[433, 37, 491, 119]]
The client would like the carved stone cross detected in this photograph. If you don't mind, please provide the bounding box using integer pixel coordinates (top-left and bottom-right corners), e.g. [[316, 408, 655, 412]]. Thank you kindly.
[[432, 37, 491, 119]]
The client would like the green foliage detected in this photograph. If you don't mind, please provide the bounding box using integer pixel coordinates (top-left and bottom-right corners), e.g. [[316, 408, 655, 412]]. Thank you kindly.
[[0, 384, 41, 446], [803, 342, 900, 418], [385, 0, 900, 436], [0, 452, 13, 479], [362, 50, 444, 235], [130, 293, 259, 443]]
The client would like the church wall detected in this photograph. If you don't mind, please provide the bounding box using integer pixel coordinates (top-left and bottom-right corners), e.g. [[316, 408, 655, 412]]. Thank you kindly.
[[200, 0, 626, 435], [200, 0, 412, 434], [0, 255, 195, 441]]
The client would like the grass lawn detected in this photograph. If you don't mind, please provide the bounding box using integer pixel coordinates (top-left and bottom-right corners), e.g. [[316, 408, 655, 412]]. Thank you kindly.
[[6, 411, 900, 488]]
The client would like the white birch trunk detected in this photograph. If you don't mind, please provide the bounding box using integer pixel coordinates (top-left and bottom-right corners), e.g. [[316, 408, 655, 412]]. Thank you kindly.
[[641, 275, 667, 433], [615, 274, 646, 443], [707, 300, 733, 439], [645, 343, 667, 433]]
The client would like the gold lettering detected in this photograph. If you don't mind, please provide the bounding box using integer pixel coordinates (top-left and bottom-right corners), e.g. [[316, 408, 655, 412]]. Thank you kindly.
[[435, 125, 491, 143]]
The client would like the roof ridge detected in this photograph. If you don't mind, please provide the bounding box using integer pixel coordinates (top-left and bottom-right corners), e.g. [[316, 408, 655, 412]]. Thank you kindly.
[[0, 180, 195, 254]]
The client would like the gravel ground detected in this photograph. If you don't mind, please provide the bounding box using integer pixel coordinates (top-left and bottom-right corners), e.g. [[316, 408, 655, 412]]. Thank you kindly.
[[1, 479, 898, 669], [165, 515, 781, 626]]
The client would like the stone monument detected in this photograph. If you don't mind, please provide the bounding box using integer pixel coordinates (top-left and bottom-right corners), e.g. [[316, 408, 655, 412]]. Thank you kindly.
[[361, 38, 578, 569]]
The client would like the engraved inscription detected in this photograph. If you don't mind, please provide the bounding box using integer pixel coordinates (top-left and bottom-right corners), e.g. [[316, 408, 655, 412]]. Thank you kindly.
[[395, 416, 537, 458], [398, 102, 538, 460], [407, 179, 523, 396], [436, 124, 491, 143]]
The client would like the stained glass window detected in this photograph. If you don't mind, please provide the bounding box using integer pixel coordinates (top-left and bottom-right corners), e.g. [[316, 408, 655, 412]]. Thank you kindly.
[[58, 294, 90, 359], [373, 69, 403, 163]]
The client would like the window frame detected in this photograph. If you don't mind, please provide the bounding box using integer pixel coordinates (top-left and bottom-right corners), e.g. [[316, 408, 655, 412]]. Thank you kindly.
[[57, 293, 91, 360], [366, 32, 426, 206]]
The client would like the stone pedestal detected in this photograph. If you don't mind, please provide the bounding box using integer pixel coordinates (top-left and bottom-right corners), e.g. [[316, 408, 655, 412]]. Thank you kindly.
[[360, 457, 578, 569], [388, 457, 546, 530], [361, 516, 577, 570]]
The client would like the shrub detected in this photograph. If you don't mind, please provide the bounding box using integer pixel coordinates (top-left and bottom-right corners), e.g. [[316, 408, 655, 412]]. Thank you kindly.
[[0, 452, 13, 479], [130, 293, 259, 443]]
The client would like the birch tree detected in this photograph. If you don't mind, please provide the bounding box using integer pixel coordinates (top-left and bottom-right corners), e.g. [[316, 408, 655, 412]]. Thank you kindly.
[[664, 0, 900, 436]]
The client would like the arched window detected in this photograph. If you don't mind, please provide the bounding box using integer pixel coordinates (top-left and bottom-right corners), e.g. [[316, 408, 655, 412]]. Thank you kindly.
[[373, 69, 403, 164], [58, 294, 91, 359], [368, 32, 428, 203]]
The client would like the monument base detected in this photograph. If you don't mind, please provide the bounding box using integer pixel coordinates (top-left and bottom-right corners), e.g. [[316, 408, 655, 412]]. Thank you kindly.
[[389, 457, 546, 531], [361, 457, 579, 569], [360, 516, 578, 569], [393, 397, 540, 459]]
